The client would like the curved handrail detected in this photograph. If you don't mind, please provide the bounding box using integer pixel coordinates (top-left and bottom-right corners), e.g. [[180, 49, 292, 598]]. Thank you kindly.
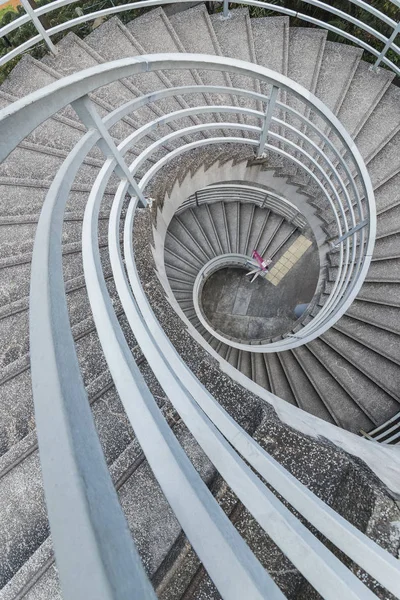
[[0, 54, 375, 349], [0, 0, 399, 75], [29, 128, 157, 600], [0, 53, 394, 599], [120, 201, 400, 598]]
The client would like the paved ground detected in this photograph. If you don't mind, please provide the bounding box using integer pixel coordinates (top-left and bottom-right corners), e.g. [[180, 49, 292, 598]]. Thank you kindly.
[[201, 240, 319, 340]]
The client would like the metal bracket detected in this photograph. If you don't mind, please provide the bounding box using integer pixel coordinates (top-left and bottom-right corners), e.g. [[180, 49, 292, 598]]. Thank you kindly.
[[72, 95, 146, 206]]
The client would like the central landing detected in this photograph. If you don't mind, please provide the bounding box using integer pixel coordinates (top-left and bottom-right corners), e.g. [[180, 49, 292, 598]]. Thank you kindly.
[[201, 244, 319, 341]]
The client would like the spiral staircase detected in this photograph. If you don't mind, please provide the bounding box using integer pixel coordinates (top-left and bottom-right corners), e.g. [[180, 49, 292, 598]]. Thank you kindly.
[[1, 1, 400, 599]]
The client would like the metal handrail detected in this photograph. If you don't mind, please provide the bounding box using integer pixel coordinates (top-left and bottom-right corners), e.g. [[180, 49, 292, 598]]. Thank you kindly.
[[0, 55, 375, 349], [120, 207, 400, 597], [0, 55, 381, 596], [0, 0, 399, 74]]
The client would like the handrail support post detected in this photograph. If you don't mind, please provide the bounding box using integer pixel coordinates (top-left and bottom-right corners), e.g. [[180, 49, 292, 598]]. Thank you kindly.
[[20, 0, 57, 56], [221, 0, 231, 19], [332, 219, 369, 247], [257, 86, 279, 158], [371, 21, 400, 71], [72, 95, 147, 206]]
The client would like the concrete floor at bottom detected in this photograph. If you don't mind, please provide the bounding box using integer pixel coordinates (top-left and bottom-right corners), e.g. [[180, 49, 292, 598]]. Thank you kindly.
[[201, 243, 320, 340]]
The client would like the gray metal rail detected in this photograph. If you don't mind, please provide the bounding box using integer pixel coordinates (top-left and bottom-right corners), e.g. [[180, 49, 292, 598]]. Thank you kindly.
[[0, 0, 399, 75], [0, 55, 394, 599]]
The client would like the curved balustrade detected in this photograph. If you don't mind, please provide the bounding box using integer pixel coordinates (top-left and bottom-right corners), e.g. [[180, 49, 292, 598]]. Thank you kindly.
[[1, 55, 397, 599], [0, 55, 376, 346], [0, 0, 399, 75]]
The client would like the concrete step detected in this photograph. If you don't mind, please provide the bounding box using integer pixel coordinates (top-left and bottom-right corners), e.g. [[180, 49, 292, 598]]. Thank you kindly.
[[354, 84, 400, 164], [247, 207, 277, 256], [373, 171, 400, 214], [264, 353, 297, 405], [210, 8, 262, 125], [237, 202, 255, 256], [251, 352, 271, 391], [167, 218, 211, 264], [224, 201, 241, 253], [190, 203, 224, 257], [0, 309, 138, 457], [262, 219, 296, 258], [334, 314, 400, 367], [0, 358, 147, 589], [367, 129, 400, 192], [246, 206, 270, 255], [336, 60, 394, 140], [366, 257, 400, 281], [182, 206, 218, 258], [304, 339, 377, 432], [206, 201, 231, 254], [251, 14, 289, 142], [346, 299, 400, 336], [376, 204, 400, 239], [1, 407, 214, 598], [237, 350, 252, 379], [126, 7, 214, 129], [251, 16, 289, 92], [0, 238, 112, 309], [163, 242, 201, 276], [322, 327, 400, 406], [0, 271, 117, 370], [285, 27, 327, 141], [279, 350, 335, 423], [0, 214, 109, 261], [168, 3, 242, 136], [40, 32, 183, 153], [313, 41, 362, 122], [357, 282, 400, 307], [291, 344, 349, 428], [83, 16, 197, 143], [0, 180, 115, 218]]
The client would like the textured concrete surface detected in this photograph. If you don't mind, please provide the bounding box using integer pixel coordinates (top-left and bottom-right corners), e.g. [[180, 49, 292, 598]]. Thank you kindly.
[[201, 236, 318, 341], [1, 3, 400, 596]]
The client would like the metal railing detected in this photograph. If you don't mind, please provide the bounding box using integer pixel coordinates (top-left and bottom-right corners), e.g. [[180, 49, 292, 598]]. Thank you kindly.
[[0, 0, 399, 75], [0, 54, 397, 599]]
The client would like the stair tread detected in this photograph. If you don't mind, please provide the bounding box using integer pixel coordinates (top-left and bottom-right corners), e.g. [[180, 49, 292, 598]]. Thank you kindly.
[[321, 327, 400, 404], [280, 350, 335, 423], [367, 129, 400, 190], [314, 41, 362, 117], [354, 84, 400, 163], [337, 59, 394, 139], [83, 16, 191, 134], [335, 314, 400, 366], [251, 15, 289, 98], [305, 338, 379, 431], [210, 8, 261, 114], [346, 300, 400, 336], [264, 353, 297, 405], [374, 171, 400, 214]]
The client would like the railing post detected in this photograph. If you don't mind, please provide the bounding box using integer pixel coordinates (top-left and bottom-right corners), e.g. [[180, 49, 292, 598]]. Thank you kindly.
[[372, 21, 400, 71], [222, 0, 230, 19], [257, 86, 279, 158], [332, 219, 369, 247], [72, 95, 147, 206], [20, 0, 57, 56]]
